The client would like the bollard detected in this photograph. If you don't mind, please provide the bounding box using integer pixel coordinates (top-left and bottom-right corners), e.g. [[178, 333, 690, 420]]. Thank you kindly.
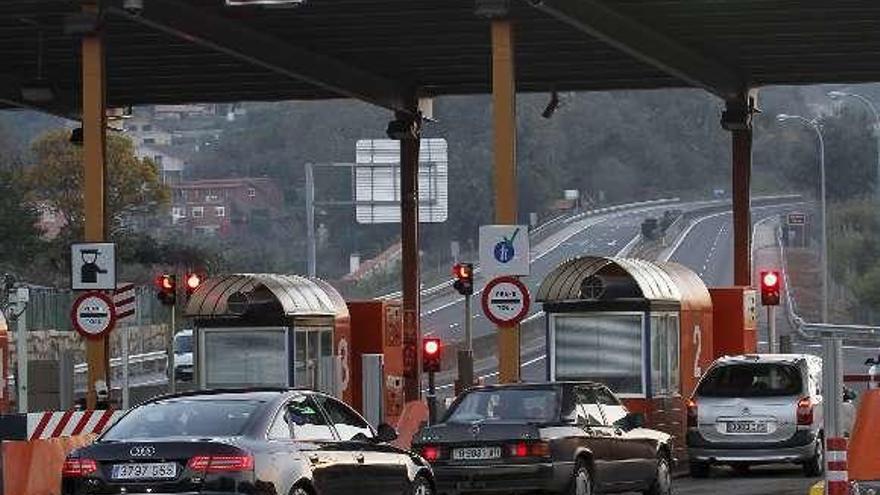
[[825, 437, 848, 495]]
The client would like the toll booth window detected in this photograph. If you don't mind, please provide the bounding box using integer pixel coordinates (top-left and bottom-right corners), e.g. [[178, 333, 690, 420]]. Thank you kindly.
[[650, 314, 680, 397], [203, 329, 287, 388], [553, 314, 644, 396]]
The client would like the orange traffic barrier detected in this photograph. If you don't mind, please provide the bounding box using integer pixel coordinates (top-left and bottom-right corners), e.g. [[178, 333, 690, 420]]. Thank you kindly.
[[2, 434, 96, 495], [392, 400, 429, 450], [847, 389, 880, 481]]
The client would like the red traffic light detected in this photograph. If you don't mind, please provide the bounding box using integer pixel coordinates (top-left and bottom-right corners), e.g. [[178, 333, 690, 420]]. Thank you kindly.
[[423, 338, 442, 373], [760, 269, 781, 306], [424, 338, 440, 356], [185, 272, 202, 293], [452, 263, 474, 296], [155, 274, 175, 291], [452, 263, 473, 280]]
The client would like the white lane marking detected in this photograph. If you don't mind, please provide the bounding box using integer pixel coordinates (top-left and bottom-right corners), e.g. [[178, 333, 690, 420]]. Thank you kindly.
[[662, 211, 730, 262]]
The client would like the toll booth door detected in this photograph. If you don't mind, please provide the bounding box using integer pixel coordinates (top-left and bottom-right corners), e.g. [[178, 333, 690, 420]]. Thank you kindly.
[[294, 326, 334, 390]]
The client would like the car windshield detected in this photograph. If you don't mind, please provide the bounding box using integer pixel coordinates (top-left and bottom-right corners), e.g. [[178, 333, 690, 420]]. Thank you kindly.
[[175, 333, 193, 354], [445, 388, 559, 423], [102, 398, 263, 440], [697, 363, 803, 397]]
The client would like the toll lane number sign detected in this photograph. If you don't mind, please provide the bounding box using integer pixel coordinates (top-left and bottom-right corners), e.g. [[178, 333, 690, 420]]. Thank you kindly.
[[481, 277, 531, 327], [71, 291, 117, 339]]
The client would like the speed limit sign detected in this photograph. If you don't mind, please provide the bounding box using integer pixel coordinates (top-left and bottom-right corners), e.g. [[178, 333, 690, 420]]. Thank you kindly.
[[481, 276, 531, 327]]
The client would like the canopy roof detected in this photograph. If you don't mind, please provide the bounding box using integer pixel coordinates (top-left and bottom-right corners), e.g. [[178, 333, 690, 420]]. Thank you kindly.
[[4, 0, 880, 116], [184, 273, 349, 318], [536, 256, 711, 310]]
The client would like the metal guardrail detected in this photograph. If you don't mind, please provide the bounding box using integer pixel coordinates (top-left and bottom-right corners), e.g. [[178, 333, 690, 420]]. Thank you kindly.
[[378, 197, 682, 301]]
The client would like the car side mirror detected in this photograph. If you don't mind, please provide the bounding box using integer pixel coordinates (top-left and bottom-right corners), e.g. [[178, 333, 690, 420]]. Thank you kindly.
[[376, 423, 398, 443]]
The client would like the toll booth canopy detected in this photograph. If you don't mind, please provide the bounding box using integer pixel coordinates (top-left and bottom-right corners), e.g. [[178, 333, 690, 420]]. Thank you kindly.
[[184, 274, 349, 392], [537, 256, 713, 401]]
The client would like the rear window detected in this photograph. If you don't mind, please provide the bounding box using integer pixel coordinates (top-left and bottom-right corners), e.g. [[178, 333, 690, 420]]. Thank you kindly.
[[445, 388, 559, 424], [697, 363, 803, 397], [102, 399, 263, 440]]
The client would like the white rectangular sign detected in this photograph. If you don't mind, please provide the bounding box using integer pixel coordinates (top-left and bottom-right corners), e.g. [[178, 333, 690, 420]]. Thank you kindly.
[[479, 225, 530, 277], [71, 242, 116, 290], [354, 138, 448, 224]]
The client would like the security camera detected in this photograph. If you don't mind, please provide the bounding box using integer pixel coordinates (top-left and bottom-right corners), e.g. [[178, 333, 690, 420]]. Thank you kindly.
[[95, 380, 109, 399], [123, 0, 144, 15]]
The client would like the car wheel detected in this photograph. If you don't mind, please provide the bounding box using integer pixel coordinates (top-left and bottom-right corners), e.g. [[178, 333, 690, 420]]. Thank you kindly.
[[803, 438, 824, 477], [689, 460, 710, 479], [408, 475, 434, 495], [568, 460, 593, 495], [644, 456, 672, 495]]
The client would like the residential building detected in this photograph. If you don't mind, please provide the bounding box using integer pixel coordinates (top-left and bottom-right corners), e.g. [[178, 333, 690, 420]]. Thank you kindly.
[[170, 178, 283, 237]]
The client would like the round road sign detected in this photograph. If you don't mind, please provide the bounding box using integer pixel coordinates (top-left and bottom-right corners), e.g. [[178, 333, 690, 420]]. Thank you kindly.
[[71, 291, 117, 339], [481, 276, 531, 327]]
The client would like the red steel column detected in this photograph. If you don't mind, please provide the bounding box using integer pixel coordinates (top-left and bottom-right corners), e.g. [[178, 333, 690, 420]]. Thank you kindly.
[[725, 97, 754, 287], [399, 110, 422, 401]]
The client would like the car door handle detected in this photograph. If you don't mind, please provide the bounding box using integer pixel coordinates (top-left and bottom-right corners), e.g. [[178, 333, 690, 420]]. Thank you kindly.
[[355, 453, 365, 463]]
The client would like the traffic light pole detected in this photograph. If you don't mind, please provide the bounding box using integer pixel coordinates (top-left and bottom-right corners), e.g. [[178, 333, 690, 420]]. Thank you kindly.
[[457, 294, 474, 394], [768, 306, 777, 353], [167, 304, 176, 395], [427, 370, 437, 425]]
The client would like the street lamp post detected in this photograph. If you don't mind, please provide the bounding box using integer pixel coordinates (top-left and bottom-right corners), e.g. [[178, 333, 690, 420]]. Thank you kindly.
[[777, 114, 829, 324], [827, 90, 880, 202]]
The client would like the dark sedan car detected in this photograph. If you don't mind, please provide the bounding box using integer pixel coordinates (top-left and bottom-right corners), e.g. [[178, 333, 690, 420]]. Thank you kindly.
[[62, 388, 434, 495], [413, 382, 672, 495]]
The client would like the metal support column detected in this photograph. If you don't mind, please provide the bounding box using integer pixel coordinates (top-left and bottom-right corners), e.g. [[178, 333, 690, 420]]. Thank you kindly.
[[768, 306, 777, 353], [725, 97, 754, 287], [82, 11, 109, 410], [822, 335, 844, 438], [457, 294, 474, 394], [305, 163, 317, 278], [492, 19, 520, 384], [399, 109, 422, 402]]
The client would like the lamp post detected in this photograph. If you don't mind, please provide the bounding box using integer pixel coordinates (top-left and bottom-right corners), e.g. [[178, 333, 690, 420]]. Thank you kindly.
[[777, 114, 828, 323], [827, 90, 880, 201]]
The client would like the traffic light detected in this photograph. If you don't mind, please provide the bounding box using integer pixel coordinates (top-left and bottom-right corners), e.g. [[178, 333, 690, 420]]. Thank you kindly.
[[452, 263, 474, 296], [760, 270, 781, 306], [155, 274, 176, 306], [184, 272, 203, 297], [422, 338, 442, 373]]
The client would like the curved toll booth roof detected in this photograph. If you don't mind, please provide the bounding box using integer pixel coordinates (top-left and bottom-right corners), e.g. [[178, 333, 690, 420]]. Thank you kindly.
[[184, 273, 349, 319], [536, 256, 710, 310]]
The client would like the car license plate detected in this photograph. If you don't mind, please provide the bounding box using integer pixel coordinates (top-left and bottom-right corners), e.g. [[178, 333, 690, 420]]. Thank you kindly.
[[726, 421, 768, 434], [111, 462, 177, 480], [452, 446, 502, 460]]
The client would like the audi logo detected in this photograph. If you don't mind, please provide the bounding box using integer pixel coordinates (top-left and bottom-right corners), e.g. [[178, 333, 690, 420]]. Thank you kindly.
[[129, 446, 156, 457]]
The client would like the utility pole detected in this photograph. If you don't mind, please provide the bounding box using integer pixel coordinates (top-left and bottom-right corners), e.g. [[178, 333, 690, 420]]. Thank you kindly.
[[305, 163, 316, 278], [10, 287, 29, 413]]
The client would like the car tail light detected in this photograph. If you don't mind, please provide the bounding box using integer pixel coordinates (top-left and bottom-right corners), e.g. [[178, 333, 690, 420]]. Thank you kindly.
[[62, 457, 98, 477], [420, 445, 443, 462], [797, 397, 814, 426], [188, 455, 254, 473], [686, 398, 698, 428], [508, 441, 550, 458]]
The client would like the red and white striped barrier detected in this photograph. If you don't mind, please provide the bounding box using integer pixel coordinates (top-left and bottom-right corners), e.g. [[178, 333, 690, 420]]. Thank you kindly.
[[27, 410, 123, 441], [825, 437, 848, 495]]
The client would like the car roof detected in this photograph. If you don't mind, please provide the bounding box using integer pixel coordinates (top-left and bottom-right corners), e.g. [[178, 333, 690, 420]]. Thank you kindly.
[[714, 353, 818, 365], [466, 381, 603, 393], [140, 387, 315, 405]]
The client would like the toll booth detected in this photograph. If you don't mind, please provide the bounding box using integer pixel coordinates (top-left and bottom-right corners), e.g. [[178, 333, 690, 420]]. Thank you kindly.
[[184, 274, 349, 392], [537, 256, 714, 460], [338, 300, 405, 425], [0, 310, 8, 413]]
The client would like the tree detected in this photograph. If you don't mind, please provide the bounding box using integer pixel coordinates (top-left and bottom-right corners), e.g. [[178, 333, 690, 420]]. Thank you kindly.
[[27, 130, 170, 239], [0, 168, 43, 271]]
